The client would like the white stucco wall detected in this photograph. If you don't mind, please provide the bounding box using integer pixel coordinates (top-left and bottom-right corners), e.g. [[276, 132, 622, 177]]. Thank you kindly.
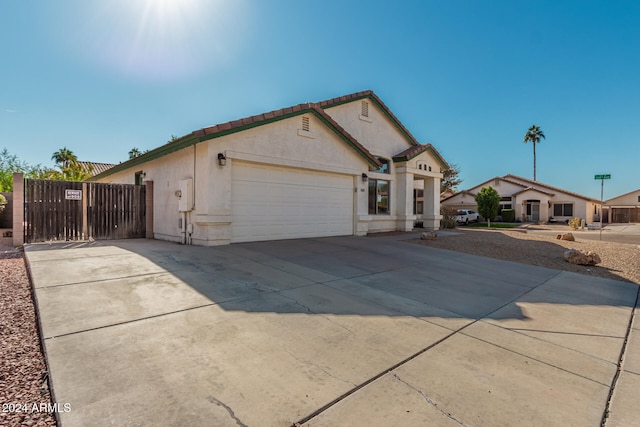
[[97, 113, 373, 244], [323, 101, 411, 159], [97, 147, 201, 242], [607, 190, 640, 206], [94, 97, 445, 243]]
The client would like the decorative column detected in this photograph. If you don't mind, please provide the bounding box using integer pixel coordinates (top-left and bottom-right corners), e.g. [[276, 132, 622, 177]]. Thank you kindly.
[[395, 171, 416, 231], [423, 176, 442, 230]]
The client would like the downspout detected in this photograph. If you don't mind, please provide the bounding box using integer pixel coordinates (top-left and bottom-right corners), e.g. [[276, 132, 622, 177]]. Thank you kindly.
[[187, 145, 197, 245], [181, 211, 187, 244]]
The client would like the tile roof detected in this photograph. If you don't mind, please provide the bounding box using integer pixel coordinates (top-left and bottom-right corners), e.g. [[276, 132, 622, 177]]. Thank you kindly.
[[441, 189, 477, 202], [605, 188, 640, 204], [192, 102, 381, 169], [391, 143, 449, 168], [78, 161, 116, 176], [443, 174, 599, 203], [504, 174, 598, 202], [317, 90, 420, 147], [511, 186, 555, 197], [90, 90, 438, 180]]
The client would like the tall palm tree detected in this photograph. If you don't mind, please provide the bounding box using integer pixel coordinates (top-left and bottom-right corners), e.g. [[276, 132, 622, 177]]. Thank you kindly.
[[51, 147, 77, 169], [523, 125, 545, 181], [128, 147, 142, 159]]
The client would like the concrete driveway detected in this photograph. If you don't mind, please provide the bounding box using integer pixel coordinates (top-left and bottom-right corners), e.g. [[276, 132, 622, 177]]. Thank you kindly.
[[25, 235, 639, 426]]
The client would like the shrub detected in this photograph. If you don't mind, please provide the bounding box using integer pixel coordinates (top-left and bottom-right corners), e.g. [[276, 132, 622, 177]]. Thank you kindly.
[[440, 206, 457, 229], [501, 209, 515, 222], [0, 194, 6, 214], [568, 217, 581, 230]]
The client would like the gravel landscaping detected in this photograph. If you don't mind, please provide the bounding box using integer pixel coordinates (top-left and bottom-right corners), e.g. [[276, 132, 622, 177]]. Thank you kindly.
[[0, 249, 57, 427], [413, 227, 640, 284]]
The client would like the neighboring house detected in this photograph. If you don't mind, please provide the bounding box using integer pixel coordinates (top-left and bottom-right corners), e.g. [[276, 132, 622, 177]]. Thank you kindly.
[[605, 189, 640, 223], [89, 90, 448, 245], [441, 175, 601, 224], [440, 189, 455, 201], [78, 161, 116, 177]]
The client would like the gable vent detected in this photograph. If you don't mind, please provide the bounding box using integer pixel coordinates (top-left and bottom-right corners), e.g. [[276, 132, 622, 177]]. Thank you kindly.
[[361, 101, 369, 117], [302, 116, 310, 132]]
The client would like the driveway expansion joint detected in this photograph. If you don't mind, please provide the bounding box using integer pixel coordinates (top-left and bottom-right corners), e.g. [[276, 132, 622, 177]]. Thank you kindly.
[[460, 326, 612, 387], [391, 372, 470, 426], [293, 270, 564, 426]]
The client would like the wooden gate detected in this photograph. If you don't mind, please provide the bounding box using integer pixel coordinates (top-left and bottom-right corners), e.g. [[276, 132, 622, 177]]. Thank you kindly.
[[24, 179, 146, 243]]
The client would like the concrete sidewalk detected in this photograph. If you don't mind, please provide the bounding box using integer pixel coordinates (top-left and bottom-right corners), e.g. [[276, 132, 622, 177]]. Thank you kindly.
[[25, 235, 639, 426]]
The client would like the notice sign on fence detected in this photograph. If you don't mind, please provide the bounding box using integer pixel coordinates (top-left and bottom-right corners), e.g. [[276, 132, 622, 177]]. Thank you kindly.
[[65, 189, 82, 200]]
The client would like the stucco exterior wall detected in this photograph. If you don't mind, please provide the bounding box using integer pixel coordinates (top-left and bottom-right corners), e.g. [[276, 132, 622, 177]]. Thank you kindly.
[[607, 190, 640, 206], [442, 177, 599, 224], [97, 114, 375, 245], [323, 102, 411, 160], [98, 148, 199, 242], [93, 96, 444, 244]]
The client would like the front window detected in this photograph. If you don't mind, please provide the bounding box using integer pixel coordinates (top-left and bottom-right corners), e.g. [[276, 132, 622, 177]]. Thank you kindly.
[[369, 179, 390, 214], [499, 196, 512, 214], [553, 203, 574, 217], [372, 157, 390, 174], [413, 189, 423, 215]]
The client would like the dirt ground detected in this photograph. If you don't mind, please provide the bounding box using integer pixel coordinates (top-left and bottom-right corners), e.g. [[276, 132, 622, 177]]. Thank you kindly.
[[412, 227, 640, 284]]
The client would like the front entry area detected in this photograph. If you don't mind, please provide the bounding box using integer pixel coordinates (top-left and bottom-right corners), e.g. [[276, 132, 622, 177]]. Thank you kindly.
[[526, 201, 540, 221], [230, 162, 354, 243]]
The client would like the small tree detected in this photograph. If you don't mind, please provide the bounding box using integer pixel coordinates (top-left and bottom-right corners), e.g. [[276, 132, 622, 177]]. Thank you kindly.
[[440, 163, 462, 194], [475, 186, 500, 228]]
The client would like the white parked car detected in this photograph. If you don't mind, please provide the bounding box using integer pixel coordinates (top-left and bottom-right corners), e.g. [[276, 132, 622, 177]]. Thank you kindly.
[[455, 209, 480, 225]]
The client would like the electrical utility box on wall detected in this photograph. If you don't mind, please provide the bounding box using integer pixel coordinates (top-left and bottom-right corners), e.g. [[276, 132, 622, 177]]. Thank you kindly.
[[178, 179, 193, 212]]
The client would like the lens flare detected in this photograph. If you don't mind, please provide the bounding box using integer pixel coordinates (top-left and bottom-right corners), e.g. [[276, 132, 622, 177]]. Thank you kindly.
[[66, 0, 249, 82]]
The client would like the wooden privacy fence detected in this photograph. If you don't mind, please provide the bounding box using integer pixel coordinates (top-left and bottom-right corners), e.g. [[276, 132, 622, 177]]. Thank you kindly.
[[24, 179, 146, 243]]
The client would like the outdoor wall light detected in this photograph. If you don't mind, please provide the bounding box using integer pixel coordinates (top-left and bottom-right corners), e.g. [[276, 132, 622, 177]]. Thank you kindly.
[[361, 173, 368, 182], [218, 153, 227, 166]]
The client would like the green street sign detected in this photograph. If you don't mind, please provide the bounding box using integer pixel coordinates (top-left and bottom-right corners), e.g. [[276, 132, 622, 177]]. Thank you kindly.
[[594, 174, 611, 180]]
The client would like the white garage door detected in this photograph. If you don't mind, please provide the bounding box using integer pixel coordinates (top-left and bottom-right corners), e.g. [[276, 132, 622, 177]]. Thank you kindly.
[[231, 162, 354, 243]]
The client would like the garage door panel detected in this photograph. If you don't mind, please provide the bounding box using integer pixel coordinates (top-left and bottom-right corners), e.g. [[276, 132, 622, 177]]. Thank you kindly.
[[231, 163, 354, 243]]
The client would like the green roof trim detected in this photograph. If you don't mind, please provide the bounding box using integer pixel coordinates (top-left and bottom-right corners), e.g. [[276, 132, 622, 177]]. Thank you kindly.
[[391, 143, 449, 169], [89, 102, 380, 181], [88, 134, 200, 181], [318, 90, 420, 147]]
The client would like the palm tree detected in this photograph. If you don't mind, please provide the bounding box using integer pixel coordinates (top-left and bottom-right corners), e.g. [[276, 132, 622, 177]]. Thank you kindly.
[[51, 147, 77, 169], [523, 125, 545, 181], [128, 147, 142, 159]]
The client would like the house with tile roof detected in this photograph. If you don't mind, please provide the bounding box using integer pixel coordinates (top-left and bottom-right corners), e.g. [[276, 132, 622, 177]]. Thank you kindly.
[[77, 161, 116, 176], [441, 175, 601, 224], [605, 189, 640, 223], [89, 90, 448, 245]]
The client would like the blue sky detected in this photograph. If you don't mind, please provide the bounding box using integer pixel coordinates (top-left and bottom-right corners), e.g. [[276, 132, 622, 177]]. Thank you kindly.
[[1, 0, 638, 199]]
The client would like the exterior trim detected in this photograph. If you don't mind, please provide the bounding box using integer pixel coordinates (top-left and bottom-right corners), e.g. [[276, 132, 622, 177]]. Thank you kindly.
[[391, 143, 449, 169], [89, 103, 381, 181], [317, 90, 421, 148]]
